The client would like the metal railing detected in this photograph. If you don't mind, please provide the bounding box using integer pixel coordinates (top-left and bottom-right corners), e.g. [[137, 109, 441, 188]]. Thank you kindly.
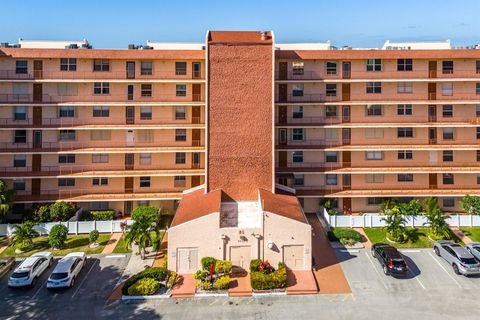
[[0, 93, 205, 103]]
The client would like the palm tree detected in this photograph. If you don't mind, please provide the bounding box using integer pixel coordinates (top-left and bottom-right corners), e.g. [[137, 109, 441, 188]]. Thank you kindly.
[[382, 207, 407, 243], [423, 197, 450, 239], [125, 214, 154, 260], [11, 221, 39, 251], [0, 179, 14, 219], [380, 199, 397, 215]]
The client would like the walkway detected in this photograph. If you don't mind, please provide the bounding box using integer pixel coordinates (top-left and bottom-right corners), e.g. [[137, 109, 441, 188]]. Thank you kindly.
[[307, 213, 351, 294], [286, 270, 318, 295], [152, 233, 168, 268], [451, 228, 474, 244], [354, 228, 372, 249], [0, 238, 10, 254], [101, 232, 123, 254], [228, 271, 252, 297], [171, 274, 196, 298]]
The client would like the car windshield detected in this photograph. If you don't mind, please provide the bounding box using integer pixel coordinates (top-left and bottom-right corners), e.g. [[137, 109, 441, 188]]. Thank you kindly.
[[11, 271, 29, 278], [50, 272, 69, 280], [460, 257, 478, 265]]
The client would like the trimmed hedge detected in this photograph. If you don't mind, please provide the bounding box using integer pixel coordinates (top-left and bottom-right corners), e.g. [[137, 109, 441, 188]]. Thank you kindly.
[[131, 206, 159, 221], [122, 267, 169, 295], [250, 259, 262, 272], [250, 262, 287, 290], [200, 256, 216, 270], [127, 278, 160, 296], [214, 260, 232, 275], [327, 228, 362, 243], [82, 210, 115, 221], [213, 275, 230, 290]]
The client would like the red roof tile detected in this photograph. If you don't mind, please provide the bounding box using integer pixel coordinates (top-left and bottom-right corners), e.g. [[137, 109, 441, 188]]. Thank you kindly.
[[170, 188, 222, 227], [259, 188, 307, 223]]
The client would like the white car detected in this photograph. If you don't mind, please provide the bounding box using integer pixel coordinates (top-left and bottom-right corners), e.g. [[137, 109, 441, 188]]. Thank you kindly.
[[8, 252, 53, 288], [47, 252, 86, 289]]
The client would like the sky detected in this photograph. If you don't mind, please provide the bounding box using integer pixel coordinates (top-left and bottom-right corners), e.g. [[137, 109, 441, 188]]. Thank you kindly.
[[1, 0, 479, 48]]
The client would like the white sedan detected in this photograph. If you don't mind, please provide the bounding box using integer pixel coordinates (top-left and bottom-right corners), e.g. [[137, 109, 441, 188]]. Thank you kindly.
[[47, 252, 86, 289], [8, 252, 53, 288]]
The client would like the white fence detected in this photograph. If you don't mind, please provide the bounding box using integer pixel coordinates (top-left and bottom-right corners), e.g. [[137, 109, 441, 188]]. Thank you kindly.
[[321, 208, 480, 228], [0, 220, 135, 237]]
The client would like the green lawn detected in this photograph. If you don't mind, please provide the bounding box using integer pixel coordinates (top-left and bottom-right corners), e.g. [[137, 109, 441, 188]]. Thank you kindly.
[[363, 228, 462, 248], [460, 227, 480, 242], [112, 231, 164, 254], [0, 234, 111, 257]]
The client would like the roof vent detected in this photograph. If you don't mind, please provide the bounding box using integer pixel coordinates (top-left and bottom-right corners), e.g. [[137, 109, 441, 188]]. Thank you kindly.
[[260, 31, 268, 40], [65, 44, 79, 49], [128, 44, 137, 50]]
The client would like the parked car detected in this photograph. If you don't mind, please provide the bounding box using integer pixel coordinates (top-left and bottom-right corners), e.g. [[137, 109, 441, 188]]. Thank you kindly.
[[0, 257, 15, 278], [433, 240, 480, 276], [466, 242, 480, 261], [47, 252, 86, 289], [8, 252, 53, 288], [371, 243, 408, 276]]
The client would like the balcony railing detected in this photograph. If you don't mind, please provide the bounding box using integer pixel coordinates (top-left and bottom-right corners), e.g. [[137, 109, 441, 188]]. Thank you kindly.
[[276, 94, 339, 103]]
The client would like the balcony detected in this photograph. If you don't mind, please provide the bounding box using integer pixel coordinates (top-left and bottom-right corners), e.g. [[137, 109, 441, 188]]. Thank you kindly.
[[276, 93, 339, 104]]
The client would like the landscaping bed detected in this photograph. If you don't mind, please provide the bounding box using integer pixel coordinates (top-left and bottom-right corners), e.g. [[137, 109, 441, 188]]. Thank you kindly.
[[112, 231, 164, 254], [328, 227, 364, 247], [193, 257, 232, 295], [459, 227, 480, 242], [363, 228, 462, 248], [122, 266, 177, 298], [250, 259, 287, 292]]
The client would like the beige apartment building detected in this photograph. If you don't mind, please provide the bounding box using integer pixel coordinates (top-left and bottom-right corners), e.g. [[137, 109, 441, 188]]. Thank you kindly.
[[1, 35, 480, 220]]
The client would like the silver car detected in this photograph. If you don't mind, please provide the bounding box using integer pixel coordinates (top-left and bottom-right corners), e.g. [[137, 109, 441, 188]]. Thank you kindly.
[[8, 252, 53, 288], [47, 252, 86, 289], [466, 242, 480, 261], [434, 240, 480, 276]]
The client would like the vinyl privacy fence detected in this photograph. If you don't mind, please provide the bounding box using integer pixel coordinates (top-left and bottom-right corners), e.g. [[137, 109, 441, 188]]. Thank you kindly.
[[321, 208, 480, 228]]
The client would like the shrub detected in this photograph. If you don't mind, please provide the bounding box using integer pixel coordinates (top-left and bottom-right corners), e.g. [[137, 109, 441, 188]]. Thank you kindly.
[[48, 224, 69, 249], [213, 276, 230, 290], [250, 262, 287, 290], [127, 278, 160, 296], [460, 195, 480, 215], [122, 267, 169, 294], [83, 210, 115, 221], [201, 256, 216, 271], [49, 202, 75, 221], [214, 260, 232, 275], [166, 271, 177, 289], [89, 230, 99, 243], [196, 280, 213, 290], [131, 206, 159, 221], [34, 204, 51, 222], [193, 270, 207, 281], [328, 228, 362, 243], [250, 259, 262, 272]]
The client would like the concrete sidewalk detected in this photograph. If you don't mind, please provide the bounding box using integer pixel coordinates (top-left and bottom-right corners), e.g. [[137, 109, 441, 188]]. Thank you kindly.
[[451, 228, 474, 244], [0, 238, 10, 254], [101, 232, 123, 254]]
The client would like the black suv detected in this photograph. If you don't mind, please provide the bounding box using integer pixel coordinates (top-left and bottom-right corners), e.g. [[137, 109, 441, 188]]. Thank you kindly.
[[371, 243, 408, 276]]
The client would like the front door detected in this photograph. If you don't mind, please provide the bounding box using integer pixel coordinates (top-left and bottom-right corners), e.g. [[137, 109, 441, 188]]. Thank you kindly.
[[279, 62, 288, 80], [126, 62, 135, 79], [33, 106, 42, 126], [342, 62, 351, 79], [33, 60, 43, 79], [178, 248, 199, 273], [192, 152, 200, 169], [278, 105, 287, 124], [124, 177, 133, 193], [429, 61, 437, 78], [342, 83, 351, 101], [428, 105, 437, 122], [342, 106, 351, 123], [32, 154, 41, 172], [429, 174, 438, 189], [126, 130, 134, 146], [127, 84, 134, 101], [429, 127, 437, 144], [126, 106, 135, 124], [279, 84, 287, 102], [191, 176, 201, 188], [230, 246, 251, 271], [33, 84, 43, 102], [279, 128, 287, 145], [342, 151, 351, 167], [278, 151, 287, 168], [192, 62, 201, 79], [33, 130, 42, 148], [283, 245, 304, 270], [192, 129, 201, 146], [31, 179, 41, 195], [428, 83, 436, 100], [192, 84, 201, 101], [192, 106, 201, 124], [342, 128, 351, 145], [125, 153, 134, 170], [343, 174, 351, 190]]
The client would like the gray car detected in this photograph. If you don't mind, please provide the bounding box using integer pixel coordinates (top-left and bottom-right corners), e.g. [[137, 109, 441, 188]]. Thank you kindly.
[[466, 242, 480, 261], [433, 240, 480, 276]]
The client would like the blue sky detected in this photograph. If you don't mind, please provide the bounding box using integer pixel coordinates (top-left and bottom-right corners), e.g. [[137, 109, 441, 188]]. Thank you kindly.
[[1, 0, 479, 48]]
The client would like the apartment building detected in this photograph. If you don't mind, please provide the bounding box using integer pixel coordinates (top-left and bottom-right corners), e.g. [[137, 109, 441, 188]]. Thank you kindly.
[[1, 32, 480, 220]]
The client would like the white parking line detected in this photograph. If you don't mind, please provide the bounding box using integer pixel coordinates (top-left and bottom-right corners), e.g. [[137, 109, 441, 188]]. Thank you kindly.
[[105, 254, 126, 259], [399, 250, 421, 253], [71, 259, 98, 299], [364, 252, 389, 290], [407, 267, 426, 290], [427, 251, 462, 289], [31, 278, 48, 300], [340, 249, 359, 253]]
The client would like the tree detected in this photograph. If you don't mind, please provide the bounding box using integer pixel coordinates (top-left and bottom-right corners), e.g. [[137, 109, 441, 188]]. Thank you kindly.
[[125, 214, 154, 260], [460, 195, 480, 215], [379, 199, 398, 215], [49, 202, 75, 221], [131, 206, 159, 221], [382, 207, 407, 243], [11, 221, 38, 251], [89, 230, 99, 244], [422, 197, 451, 240], [48, 224, 69, 249], [0, 179, 14, 218], [34, 204, 51, 222]]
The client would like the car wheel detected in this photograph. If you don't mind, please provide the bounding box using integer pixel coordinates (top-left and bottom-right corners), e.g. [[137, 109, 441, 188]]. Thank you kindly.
[[70, 277, 75, 288], [48, 258, 53, 268], [434, 247, 440, 256], [371, 249, 376, 257], [383, 265, 389, 275], [83, 259, 87, 268], [452, 264, 460, 275], [31, 277, 37, 287]]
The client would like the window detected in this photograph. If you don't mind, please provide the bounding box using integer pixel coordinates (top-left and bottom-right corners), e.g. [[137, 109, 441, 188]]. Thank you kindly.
[[174, 176, 186, 187], [14, 130, 27, 143], [398, 174, 414, 182], [58, 178, 75, 187], [92, 153, 108, 163], [397, 104, 413, 115], [477, 127, 480, 139], [442, 82, 453, 96], [366, 59, 382, 71], [325, 84, 337, 96], [140, 153, 152, 165], [365, 128, 384, 139], [141, 61, 153, 75], [93, 82, 109, 95], [443, 198, 455, 208], [325, 151, 338, 162], [13, 179, 25, 191], [57, 83, 78, 96], [175, 106, 186, 120], [367, 197, 384, 205], [140, 106, 152, 119], [90, 130, 111, 141], [292, 106, 303, 118], [293, 174, 304, 186], [93, 106, 109, 117], [478, 150, 480, 162], [14, 106, 27, 120], [137, 130, 153, 143], [292, 128, 304, 141], [175, 62, 187, 75], [477, 61, 480, 74], [292, 62, 304, 75], [366, 82, 381, 93], [12, 83, 28, 96], [442, 61, 454, 74], [292, 151, 303, 163], [141, 84, 152, 97], [175, 152, 186, 164], [326, 61, 337, 75], [13, 155, 26, 167], [325, 105, 337, 117], [478, 174, 480, 185], [93, 59, 110, 72], [292, 84, 304, 96], [397, 127, 414, 138], [442, 105, 453, 117], [139, 176, 151, 188], [397, 59, 412, 71], [60, 58, 76, 71], [176, 84, 187, 96], [477, 83, 480, 95], [443, 128, 454, 140], [58, 106, 75, 118], [15, 60, 28, 74], [92, 177, 108, 186], [477, 105, 480, 117], [397, 82, 413, 93], [326, 174, 337, 185], [366, 105, 382, 116], [443, 150, 454, 162], [366, 174, 384, 183], [443, 173, 454, 184], [366, 151, 383, 160], [58, 154, 75, 164], [398, 150, 413, 160], [175, 129, 187, 141]]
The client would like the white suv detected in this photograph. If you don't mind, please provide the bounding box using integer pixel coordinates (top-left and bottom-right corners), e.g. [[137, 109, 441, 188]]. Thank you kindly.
[[47, 252, 86, 289], [8, 252, 53, 288]]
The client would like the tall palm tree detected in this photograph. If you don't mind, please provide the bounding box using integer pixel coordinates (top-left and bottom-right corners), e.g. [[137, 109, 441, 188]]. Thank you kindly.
[[11, 221, 39, 251], [380, 199, 397, 215], [125, 214, 154, 260], [0, 179, 14, 219]]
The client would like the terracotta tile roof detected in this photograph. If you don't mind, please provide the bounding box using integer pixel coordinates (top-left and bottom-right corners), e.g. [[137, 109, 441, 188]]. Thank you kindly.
[[0, 48, 205, 60], [276, 49, 480, 60], [259, 188, 307, 224], [170, 188, 222, 227], [208, 31, 272, 44]]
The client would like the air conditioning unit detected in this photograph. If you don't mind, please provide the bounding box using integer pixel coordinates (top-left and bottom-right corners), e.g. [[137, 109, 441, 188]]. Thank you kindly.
[[128, 44, 137, 50]]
